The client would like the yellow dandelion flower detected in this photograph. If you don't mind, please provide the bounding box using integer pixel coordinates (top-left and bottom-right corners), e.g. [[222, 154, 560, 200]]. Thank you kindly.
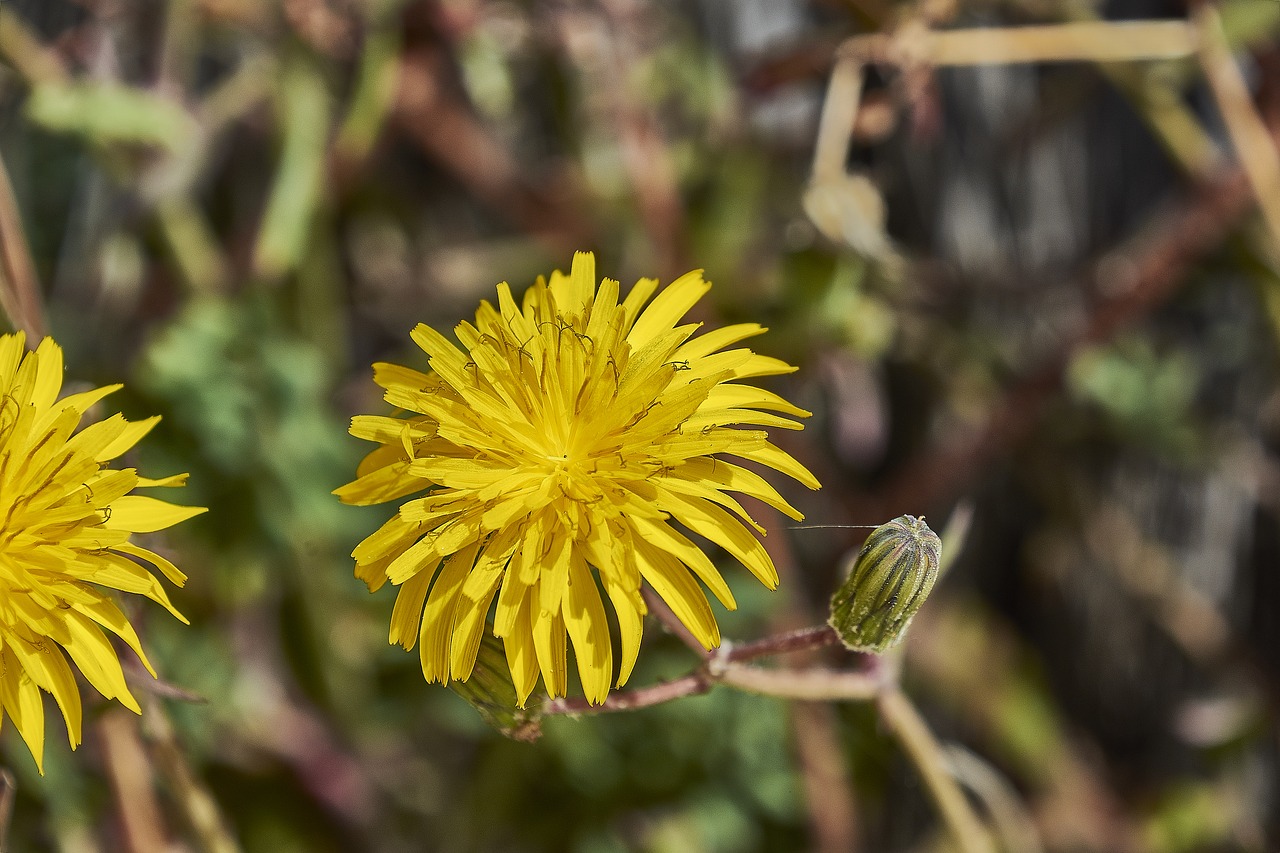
[[337, 252, 820, 705], [0, 333, 205, 771]]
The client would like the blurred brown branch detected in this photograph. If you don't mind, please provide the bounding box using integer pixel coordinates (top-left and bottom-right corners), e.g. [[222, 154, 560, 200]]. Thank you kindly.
[[0, 149, 46, 340], [557, 3, 689, 277], [909, 600, 1148, 852], [393, 45, 597, 255], [141, 696, 242, 853], [0, 769, 13, 853], [98, 711, 173, 853], [879, 686, 995, 853], [859, 167, 1251, 522], [0, 5, 232, 295], [1199, 5, 1280, 248], [757, 496, 862, 853], [543, 613, 996, 853], [540, 623, 868, 716]]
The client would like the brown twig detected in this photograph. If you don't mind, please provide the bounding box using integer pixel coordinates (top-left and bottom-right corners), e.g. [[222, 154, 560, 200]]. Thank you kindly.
[[854, 168, 1251, 521], [741, 34, 849, 95], [141, 695, 242, 853], [755, 498, 863, 853], [98, 711, 173, 853], [541, 659, 882, 715], [725, 624, 841, 662], [122, 656, 209, 704], [0, 149, 46, 340], [593, 2, 689, 277], [0, 769, 13, 853], [1197, 6, 1280, 247], [722, 662, 880, 700], [790, 703, 861, 853], [543, 672, 710, 715], [541, 622, 863, 715], [392, 46, 596, 256]]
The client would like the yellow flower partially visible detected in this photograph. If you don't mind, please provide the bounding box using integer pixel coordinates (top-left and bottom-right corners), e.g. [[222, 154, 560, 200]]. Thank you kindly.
[[0, 333, 205, 771], [337, 252, 820, 706]]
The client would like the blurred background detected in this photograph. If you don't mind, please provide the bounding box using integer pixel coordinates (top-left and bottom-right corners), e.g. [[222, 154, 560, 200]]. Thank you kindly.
[[1, 0, 1279, 850]]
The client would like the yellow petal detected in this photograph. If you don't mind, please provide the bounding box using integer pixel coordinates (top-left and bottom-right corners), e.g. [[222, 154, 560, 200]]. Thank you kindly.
[[503, 596, 540, 706], [563, 553, 612, 705], [631, 515, 736, 608], [102, 495, 206, 533], [389, 569, 434, 648], [729, 441, 822, 490], [628, 269, 710, 347], [633, 539, 719, 649], [417, 542, 480, 682], [531, 597, 568, 698], [96, 416, 161, 462]]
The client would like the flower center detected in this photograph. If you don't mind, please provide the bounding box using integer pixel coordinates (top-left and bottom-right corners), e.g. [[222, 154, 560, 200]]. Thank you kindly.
[[540, 452, 603, 504]]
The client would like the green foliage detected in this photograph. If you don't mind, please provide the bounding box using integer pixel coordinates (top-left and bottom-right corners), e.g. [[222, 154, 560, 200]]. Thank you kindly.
[[1067, 336, 1200, 456], [26, 82, 196, 151]]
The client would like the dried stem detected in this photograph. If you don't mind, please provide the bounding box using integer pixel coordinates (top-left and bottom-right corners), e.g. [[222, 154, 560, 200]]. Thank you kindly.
[[1197, 6, 1280, 247], [0, 149, 46, 340], [831, 20, 1194, 68], [720, 663, 880, 701], [141, 696, 243, 853], [878, 687, 995, 853], [791, 702, 861, 853], [98, 711, 173, 853], [755, 501, 862, 853], [123, 656, 209, 703], [541, 619, 990, 853], [392, 46, 595, 255], [812, 56, 866, 183], [0, 7, 70, 85], [910, 20, 1194, 65]]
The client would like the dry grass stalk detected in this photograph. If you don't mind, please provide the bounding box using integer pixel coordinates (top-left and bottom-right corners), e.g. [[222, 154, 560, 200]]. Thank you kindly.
[[1197, 6, 1280, 248]]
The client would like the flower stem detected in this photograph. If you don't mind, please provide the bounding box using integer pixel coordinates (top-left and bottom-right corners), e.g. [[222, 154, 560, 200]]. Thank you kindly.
[[726, 624, 842, 662], [878, 687, 994, 853], [540, 621, 996, 853], [720, 663, 879, 701], [544, 673, 710, 715]]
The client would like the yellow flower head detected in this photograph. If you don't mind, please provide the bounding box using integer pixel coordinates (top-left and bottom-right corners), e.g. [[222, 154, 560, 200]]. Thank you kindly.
[[337, 253, 819, 705], [0, 333, 204, 770]]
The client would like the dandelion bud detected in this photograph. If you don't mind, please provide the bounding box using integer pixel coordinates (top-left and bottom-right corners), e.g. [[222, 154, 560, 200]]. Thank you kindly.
[[448, 636, 542, 741], [828, 515, 941, 653]]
